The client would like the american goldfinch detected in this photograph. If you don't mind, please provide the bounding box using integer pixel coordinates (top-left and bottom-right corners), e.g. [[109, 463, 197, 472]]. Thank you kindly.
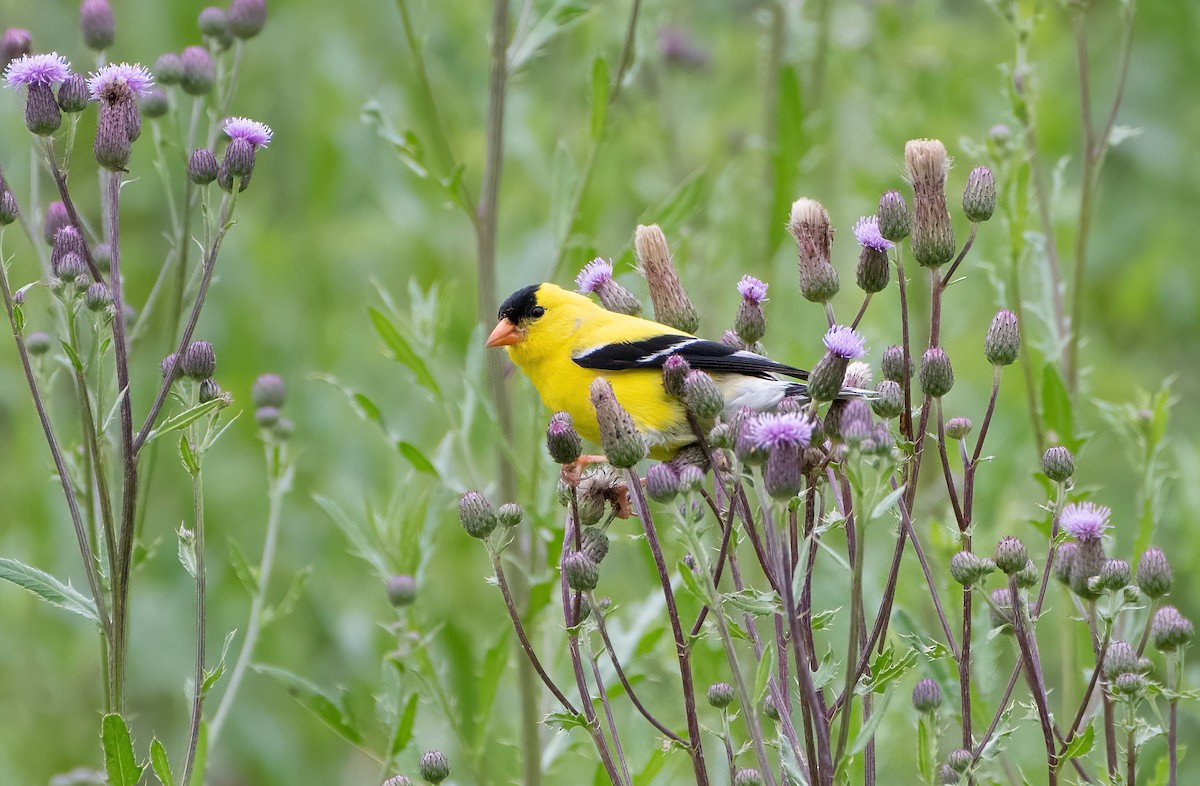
[[486, 283, 862, 460]]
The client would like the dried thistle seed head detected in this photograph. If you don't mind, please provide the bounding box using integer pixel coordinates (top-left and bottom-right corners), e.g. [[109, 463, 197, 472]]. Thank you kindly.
[[1135, 547, 1173, 599], [984, 309, 1020, 366], [1041, 446, 1075, 483], [993, 536, 1028, 575], [0, 191, 18, 225], [789, 198, 840, 303], [919, 348, 954, 398], [905, 138, 955, 268], [576, 258, 642, 316], [590, 378, 647, 468], [139, 87, 168, 119], [580, 527, 609, 564], [180, 339, 217, 378], [545, 411, 582, 465], [734, 769, 764, 786], [945, 416, 972, 440], [57, 73, 89, 112], [706, 681, 734, 709], [1102, 641, 1139, 679], [1053, 542, 1078, 585], [946, 749, 972, 774], [24, 82, 62, 135], [187, 148, 219, 185], [229, 0, 268, 39], [254, 406, 280, 428], [458, 491, 497, 540], [734, 275, 768, 344], [843, 361, 872, 389], [417, 751, 450, 784], [26, 331, 52, 355], [1151, 606, 1194, 652], [385, 574, 417, 607], [988, 588, 1015, 630], [563, 552, 599, 591], [962, 166, 997, 223], [877, 189, 912, 242], [153, 52, 183, 84], [80, 0, 116, 51], [179, 46, 215, 95], [683, 370, 724, 420], [911, 678, 942, 713], [1098, 559, 1131, 591], [1, 28, 32, 70], [880, 344, 911, 382], [497, 503, 524, 528], [635, 224, 698, 333], [251, 373, 286, 408]]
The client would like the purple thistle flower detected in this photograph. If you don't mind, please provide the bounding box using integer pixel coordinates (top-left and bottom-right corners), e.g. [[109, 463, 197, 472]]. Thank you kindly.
[[748, 412, 814, 451], [1062, 501, 1111, 541], [852, 215, 893, 252], [823, 325, 866, 360], [4, 53, 72, 88], [737, 275, 768, 304], [223, 116, 272, 148], [576, 258, 613, 294], [88, 62, 153, 100]]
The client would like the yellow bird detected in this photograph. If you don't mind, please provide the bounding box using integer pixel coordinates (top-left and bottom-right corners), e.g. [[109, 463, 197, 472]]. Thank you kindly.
[[486, 283, 822, 460]]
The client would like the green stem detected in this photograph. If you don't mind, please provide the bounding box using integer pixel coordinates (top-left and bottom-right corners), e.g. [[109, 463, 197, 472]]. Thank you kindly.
[[181, 445, 207, 786]]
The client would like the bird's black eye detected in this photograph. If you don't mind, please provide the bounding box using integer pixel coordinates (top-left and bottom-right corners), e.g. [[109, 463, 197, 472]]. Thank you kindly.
[[530, 306, 545, 318]]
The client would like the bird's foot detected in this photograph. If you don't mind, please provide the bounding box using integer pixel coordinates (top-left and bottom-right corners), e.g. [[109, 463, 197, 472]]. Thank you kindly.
[[560, 454, 610, 487]]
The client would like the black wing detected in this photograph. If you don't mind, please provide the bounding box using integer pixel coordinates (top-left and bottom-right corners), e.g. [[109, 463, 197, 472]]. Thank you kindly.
[[573, 335, 809, 381]]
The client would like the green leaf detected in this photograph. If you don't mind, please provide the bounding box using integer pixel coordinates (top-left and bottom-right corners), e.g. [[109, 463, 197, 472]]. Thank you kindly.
[[676, 558, 711, 606], [544, 710, 590, 732], [314, 494, 391, 579], [177, 526, 197, 579], [262, 565, 313, 626], [768, 64, 805, 257], [1058, 722, 1094, 766], [227, 538, 259, 595], [589, 56, 609, 140], [1041, 363, 1075, 449], [476, 630, 511, 730], [389, 692, 419, 757], [100, 713, 144, 786], [149, 737, 173, 786], [254, 664, 366, 745], [145, 398, 223, 444], [178, 434, 199, 476], [0, 556, 100, 628], [870, 484, 906, 520], [753, 642, 776, 704], [60, 339, 83, 372], [396, 440, 437, 476], [917, 714, 935, 783], [201, 629, 238, 695], [368, 307, 439, 394], [845, 690, 892, 757], [191, 721, 208, 786], [724, 587, 781, 616]]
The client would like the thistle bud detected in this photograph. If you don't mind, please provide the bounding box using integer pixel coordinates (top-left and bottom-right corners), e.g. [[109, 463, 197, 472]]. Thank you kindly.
[[575, 258, 640, 316], [949, 551, 995, 586], [1053, 542, 1078, 585], [660, 354, 691, 400], [877, 190, 911, 242], [386, 575, 417, 607], [674, 466, 702, 496], [1014, 559, 1039, 589], [1152, 606, 1193, 652], [382, 776, 413, 786], [635, 224, 698, 333], [24, 83, 62, 136], [224, 138, 256, 179], [250, 373, 286, 408], [197, 378, 222, 404], [154, 53, 183, 84], [880, 345, 912, 384], [988, 588, 1015, 630], [139, 87, 169, 119], [254, 406, 279, 427], [993, 536, 1028, 575], [938, 764, 959, 785], [56, 253, 89, 284], [229, 0, 268, 39], [188, 148, 219, 185], [840, 400, 874, 448], [919, 348, 954, 398], [57, 74, 89, 113], [0, 192, 18, 225], [683, 370, 723, 420], [984, 310, 1021, 367], [179, 46, 215, 95], [734, 275, 768, 344], [180, 340, 216, 378], [1102, 641, 1139, 679], [545, 411, 582, 465], [789, 198, 840, 302], [1, 29, 32, 71], [945, 417, 972, 440], [809, 326, 866, 402], [590, 378, 647, 469], [1098, 559, 1130, 591], [459, 491, 497, 539], [497, 503, 523, 528], [160, 353, 180, 380], [708, 422, 734, 450], [911, 678, 942, 713], [418, 751, 450, 784], [853, 216, 893, 293], [94, 105, 132, 170], [734, 769, 764, 786], [26, 331, 52, 356], [962, 166, 997, 223], [707, 682, 734, 709], [80, 0, 116, 51], [761, 695, 780, 721], [905, 139, 955, 268], [644, 463, 680, 503], [580, 527, 609, 564], [946, 749, 972, 774], [198, 7, 230, 38], [1041, 446, 1074, 483], [564, 552, 599, 591], [1135, 547, 1173, 599], [93, 243, 111, 272], [1112, 672, 1147, 698]]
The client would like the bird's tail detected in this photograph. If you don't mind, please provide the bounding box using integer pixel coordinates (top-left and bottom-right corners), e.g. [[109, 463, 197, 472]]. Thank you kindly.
[[783, 383, 878, 401]]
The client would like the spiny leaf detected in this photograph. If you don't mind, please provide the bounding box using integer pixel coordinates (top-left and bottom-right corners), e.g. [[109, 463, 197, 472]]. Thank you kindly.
[[0, 557, 100, 628], [100, 713, 144, 786]]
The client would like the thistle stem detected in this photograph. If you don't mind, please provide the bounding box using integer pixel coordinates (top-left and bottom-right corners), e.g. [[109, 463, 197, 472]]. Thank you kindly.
[[180, 463, 207, 786]]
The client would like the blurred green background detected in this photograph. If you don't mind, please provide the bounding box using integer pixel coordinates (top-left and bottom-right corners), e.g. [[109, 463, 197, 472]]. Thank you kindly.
[[0, 0, 1197, 783]]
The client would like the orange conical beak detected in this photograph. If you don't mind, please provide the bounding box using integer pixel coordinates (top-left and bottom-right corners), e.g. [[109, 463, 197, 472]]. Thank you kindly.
[[485, 320, 522, 348]]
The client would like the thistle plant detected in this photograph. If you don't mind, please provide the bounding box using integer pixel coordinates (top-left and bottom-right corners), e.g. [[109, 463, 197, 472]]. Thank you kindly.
[[0, 5, 295, 783]]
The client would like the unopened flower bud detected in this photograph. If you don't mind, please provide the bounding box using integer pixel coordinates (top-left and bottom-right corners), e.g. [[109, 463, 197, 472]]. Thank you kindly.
[[635, 224, 698, 333], [198, 7, 230, 37], [1054, 542, 1078, 585], [993, 536, 1028, 575], [911, 678, 942, 713], [80, 0, 116, 51], [1112, 672, 1147, 698], [57, 74, 89, 112], [707, 682, 734, 709], [564, 552, 599, 591], [949, 551, 995, 586], [197, 378, 222, 404], [24, 83, 62, 135], [1014, 559, 1039, 589], [1041, 446, 1074, 483], [946, 749, 971, 774], [938, 764, 959, 785], [1103, 641, 1139, 679], [984, 310, 1020, 366], [0, 192, 18, 225], [93, 243, 111, 272], [988, 588, 1015, 630], [253, 406, 279, 427], [880, 344, 911, 382], [250, 373, 286, 408], [160, 353, 180, 380], [180, 340, 216, 378], [734, 768, 764, 786], [590, 378, 647, 468], [418, 750, 450, 784], [1135, 547, 1173, 599], [179, 46, 215, 95], [139, 87, 168, 119], [224, 137, 256, 178], [229, 0, 268, 39], [1098, 559, 1130, 591], [1152, 606, 1193, 652], [459, 491, 497, 539], [683, 370, 723, 420], [708, 422, 734, 450], [386, 575, 416, 607], [497, 503, 523, 528], [580, 527, 609, 564], [382, 776, 412, 786], [26, 331, 52, 356], [877, 190, 912, 242], [962, 166, 997, 223], [187, 148, 219, 185], [905, 139, 955, 268], [644, 463, 679, 503], [920, 348, 954, 398], [154, 53, 183, 84], [761, 695, 780, 721], [1, 29, 32, 70], [945, 417, 972, 440], [546, 411, 582, 465], [840, 400, 874, 447]]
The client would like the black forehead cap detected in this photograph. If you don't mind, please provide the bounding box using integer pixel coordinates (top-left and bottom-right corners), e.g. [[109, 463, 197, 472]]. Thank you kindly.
[[498, 284, 540, 321]]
